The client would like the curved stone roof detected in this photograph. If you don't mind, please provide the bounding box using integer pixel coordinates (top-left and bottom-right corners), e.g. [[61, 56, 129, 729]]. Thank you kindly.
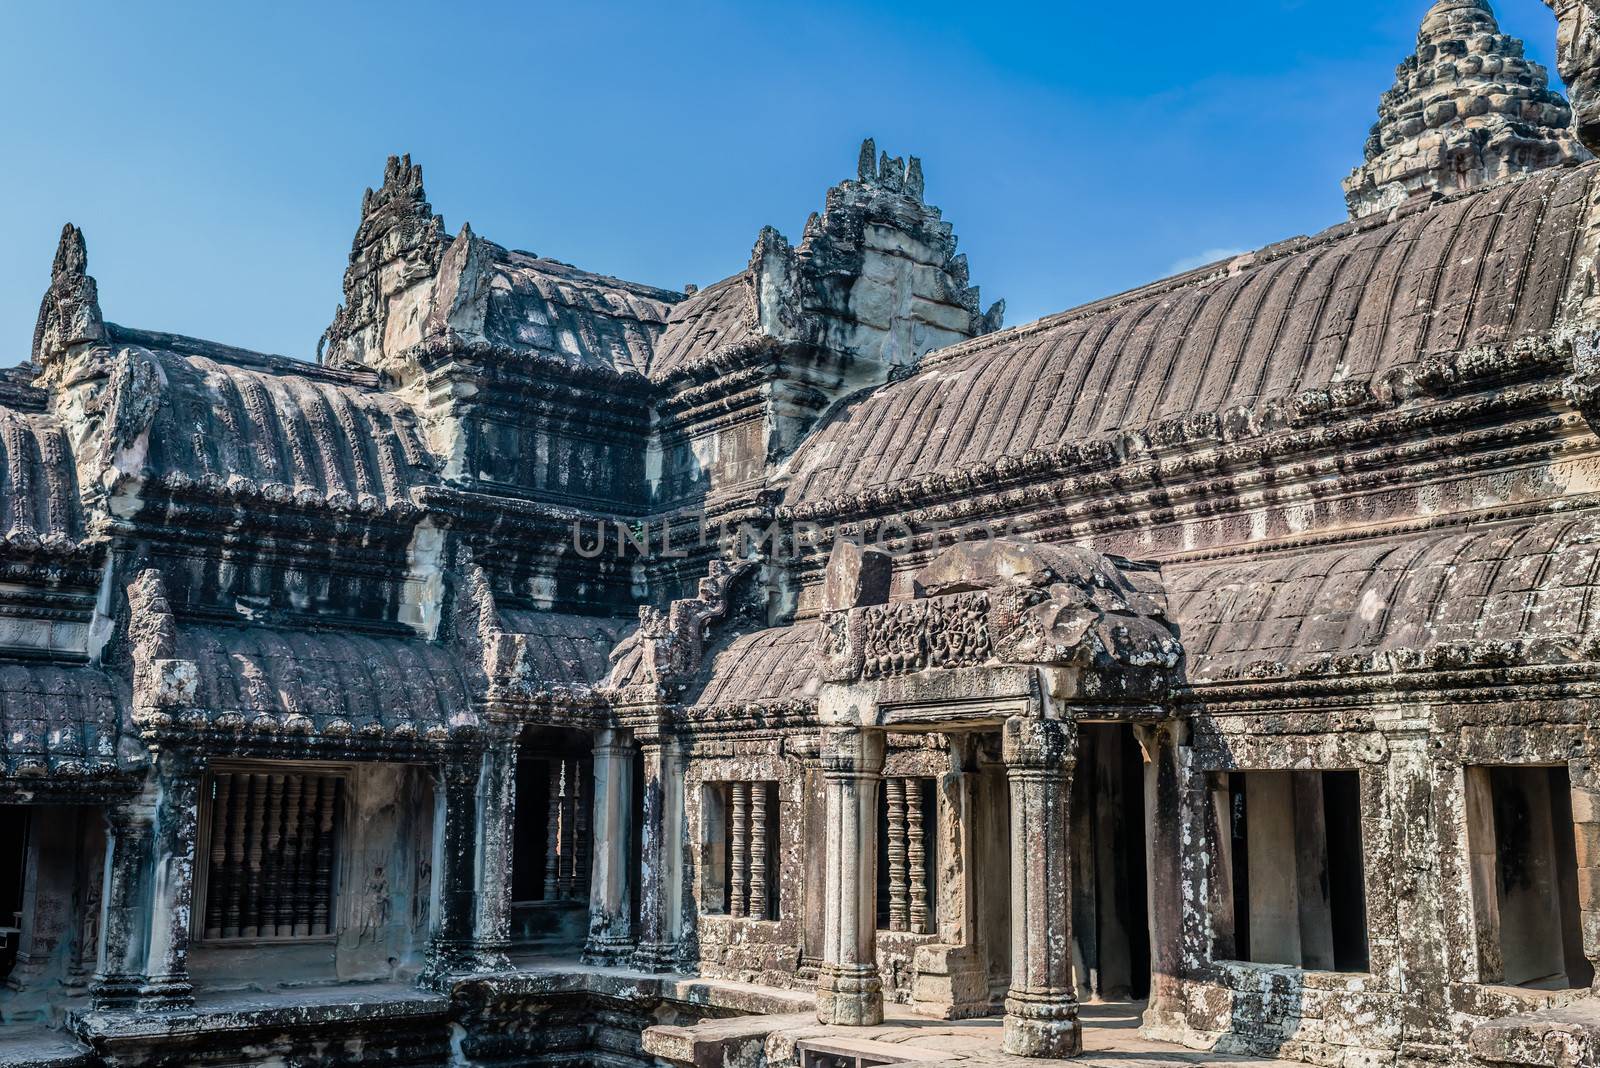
[[0, 401, 83, 548], [480, 246, 680, 377], [495, 609, 636, 690], [0, 662, 126, 777], [785, 163, 1594, 507], [683, 622, 822, 710], [176, 624, 478, 739], [136, 341, 439, 510], [647, 273, 756, 383], [1168, 512, 1600, 683]]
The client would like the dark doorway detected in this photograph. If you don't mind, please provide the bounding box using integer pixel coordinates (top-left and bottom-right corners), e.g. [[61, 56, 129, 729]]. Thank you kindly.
[[1071, 723, 1150, 1001], [0, 805, 30, 981]]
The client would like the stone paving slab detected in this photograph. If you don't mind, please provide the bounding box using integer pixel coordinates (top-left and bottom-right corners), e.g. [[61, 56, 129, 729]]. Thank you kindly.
[[0, 1028, 94, 1068]]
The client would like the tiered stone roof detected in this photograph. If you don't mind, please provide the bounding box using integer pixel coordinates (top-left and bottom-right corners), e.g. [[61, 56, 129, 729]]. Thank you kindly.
[[1344, 0, 1586, 218]]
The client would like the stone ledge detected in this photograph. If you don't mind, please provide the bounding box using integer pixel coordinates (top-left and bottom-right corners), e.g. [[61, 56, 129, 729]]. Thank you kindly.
[[644, 1011, 818, 1067], [66, 982, 450, 1043], [1470, 1001, 1600, 1067]]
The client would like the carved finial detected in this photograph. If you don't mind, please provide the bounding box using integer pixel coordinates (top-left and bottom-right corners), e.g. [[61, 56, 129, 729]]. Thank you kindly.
[[947, 253, 971, 289], [906, 157, 925, 202], [858, 138, 877, 182], [32, 223, 105, 367], [982, 299, 1006, 335], [52, 223, 88, 281], [877, 151, 897, 192], [322, 153, 447, 367]]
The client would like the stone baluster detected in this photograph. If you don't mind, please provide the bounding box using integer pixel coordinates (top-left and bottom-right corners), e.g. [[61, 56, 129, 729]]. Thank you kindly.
[[817, 726, 885, 1026], [259, 773, 284, 937], [242, 773, 266, 939], [224, 773, 248, 938], [203, 773, 231, 940], [750, 783, 770, 921], [277, 774, 303, 938], [293, 775, 319, 936], [731, 781, 751, 918], [560, 760, 579, 900], [1001, 716, 1081, 1058], [907, 777, 928, 934], [545, 760, 563, 900], [886, 777, 909, 931], [312, 776, 336, 936], [584, 729, 638, 962]]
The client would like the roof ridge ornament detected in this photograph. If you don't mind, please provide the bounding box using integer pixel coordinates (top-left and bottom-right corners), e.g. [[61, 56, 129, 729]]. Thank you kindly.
[[1343, 0, 1587, 219], [31, 222, 106, 369], [320, 153, 448, 368]]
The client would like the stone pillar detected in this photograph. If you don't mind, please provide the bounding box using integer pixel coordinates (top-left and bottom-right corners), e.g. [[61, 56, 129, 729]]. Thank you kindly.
[[1001, 716, 1081, 1058], [92, 747, 201, 1011], [424, 734, 517, 984], [634, 733, 686, 972], [817, 726, 885, 1026], [584, 728, 637, 962], [1136, 721, 1190, 1035], [1569, 757, 1600, 988]]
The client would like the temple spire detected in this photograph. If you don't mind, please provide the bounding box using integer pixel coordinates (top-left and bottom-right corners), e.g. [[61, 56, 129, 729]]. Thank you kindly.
[[1343, 0, 1587, 219]]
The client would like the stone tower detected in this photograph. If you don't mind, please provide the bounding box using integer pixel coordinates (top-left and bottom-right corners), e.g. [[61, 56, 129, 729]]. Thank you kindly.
[[1343, 0, 1587, 218]]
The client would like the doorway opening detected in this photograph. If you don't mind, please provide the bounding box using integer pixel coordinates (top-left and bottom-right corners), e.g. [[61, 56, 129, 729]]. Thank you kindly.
[[1071, 723, 1150, 1002], [1467, 765, 1591, 989]]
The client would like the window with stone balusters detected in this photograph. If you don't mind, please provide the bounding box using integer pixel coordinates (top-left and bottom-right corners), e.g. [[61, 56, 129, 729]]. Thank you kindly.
[[197, 766, 345, 942], [701, 781, 780, 921], [511, 756, 593, 905], [877, 776, 937, 934]]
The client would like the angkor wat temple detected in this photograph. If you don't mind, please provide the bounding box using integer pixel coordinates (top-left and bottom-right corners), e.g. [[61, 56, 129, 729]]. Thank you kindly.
[[7, 2, 1600, 1065]]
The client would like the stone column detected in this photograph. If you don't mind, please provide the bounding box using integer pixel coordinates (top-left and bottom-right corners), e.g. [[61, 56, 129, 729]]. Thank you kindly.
[[93, 747, 201, 1011], [1001, 716, 1080, 1058], [634, 733, 686, 972], [1569, 757, 1600, 988], [817, 726, 885, 1026], [1135, 721, 1191, 1035], [584, 728, 637, 962], [424, 733, 517, 984]]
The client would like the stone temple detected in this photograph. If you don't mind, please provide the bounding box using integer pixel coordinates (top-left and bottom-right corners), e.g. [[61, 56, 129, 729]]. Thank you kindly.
[[9, 2, 1600, 1065]]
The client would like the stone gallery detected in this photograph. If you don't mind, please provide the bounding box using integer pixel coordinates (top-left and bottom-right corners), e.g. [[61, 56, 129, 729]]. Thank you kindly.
[[6, 1, 1600, 1065]]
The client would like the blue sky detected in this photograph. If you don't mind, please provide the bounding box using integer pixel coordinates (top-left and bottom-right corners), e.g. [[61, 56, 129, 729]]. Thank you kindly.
[[0, 0, 1565, 361]]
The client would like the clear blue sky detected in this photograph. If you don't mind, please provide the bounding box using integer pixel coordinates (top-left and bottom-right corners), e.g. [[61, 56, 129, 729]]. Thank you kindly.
[[0, 0, 1565, 362]]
